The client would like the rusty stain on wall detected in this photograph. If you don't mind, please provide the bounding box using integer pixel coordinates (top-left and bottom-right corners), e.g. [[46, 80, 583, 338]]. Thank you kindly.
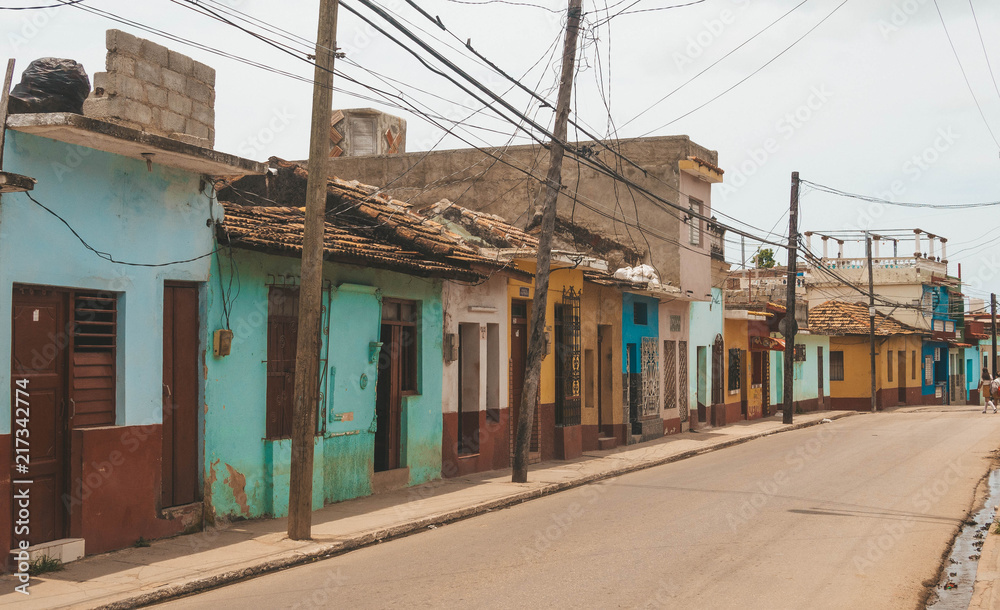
[[224, 463, 250, 517]]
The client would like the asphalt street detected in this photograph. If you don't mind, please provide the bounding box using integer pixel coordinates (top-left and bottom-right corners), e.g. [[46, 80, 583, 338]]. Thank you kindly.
[[159, 406, 1000, 609]]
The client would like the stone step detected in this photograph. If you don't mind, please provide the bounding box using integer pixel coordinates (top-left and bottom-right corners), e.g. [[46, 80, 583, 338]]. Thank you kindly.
[[597, 436, 617, 451]]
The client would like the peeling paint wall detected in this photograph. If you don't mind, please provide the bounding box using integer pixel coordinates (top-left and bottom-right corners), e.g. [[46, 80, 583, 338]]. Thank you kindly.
[[203, 248, 444, 520]]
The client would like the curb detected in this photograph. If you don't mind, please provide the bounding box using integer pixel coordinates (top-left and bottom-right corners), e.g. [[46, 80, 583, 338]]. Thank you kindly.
[[100, 411, 858, 609]]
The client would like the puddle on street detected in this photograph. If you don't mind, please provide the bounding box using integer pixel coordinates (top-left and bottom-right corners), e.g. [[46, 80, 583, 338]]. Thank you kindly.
[[927, 469, 1000, 609]]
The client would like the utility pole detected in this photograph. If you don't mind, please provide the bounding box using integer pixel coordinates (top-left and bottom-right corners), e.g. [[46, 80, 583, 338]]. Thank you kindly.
[[512, 0, 582, 484], [992, 293, 997, 378], [867, 233, 877, 412], [741, 235, 746, 269], [781, 171, 798, 425], [288, 0, 338, 541]]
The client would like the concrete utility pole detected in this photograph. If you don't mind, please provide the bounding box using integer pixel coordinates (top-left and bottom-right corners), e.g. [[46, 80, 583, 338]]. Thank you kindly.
[[992, 293, 997, 378], [288, 0, 338, 541], [781, 171, 799, 426], [512, 0, 582, 484], [867, 233, 877, 412]]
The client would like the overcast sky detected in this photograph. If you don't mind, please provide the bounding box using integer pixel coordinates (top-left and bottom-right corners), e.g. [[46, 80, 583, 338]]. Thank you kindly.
[[3, 0, 999, 303]]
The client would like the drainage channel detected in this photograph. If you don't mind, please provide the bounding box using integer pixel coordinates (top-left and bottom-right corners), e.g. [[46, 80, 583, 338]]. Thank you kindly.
[[927, 468, 1000, 609]]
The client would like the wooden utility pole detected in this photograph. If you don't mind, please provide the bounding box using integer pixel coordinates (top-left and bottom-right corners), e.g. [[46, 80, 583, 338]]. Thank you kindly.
[[992, 293, 997, 378], [288, 0, 338, 540], [512, 0, 582, 483], [781, 172, 799, 425], [866, 233, 877, 412]]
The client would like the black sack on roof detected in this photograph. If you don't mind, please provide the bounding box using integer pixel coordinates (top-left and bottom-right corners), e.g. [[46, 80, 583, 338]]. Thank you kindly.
[[8, 58, 90, 114]]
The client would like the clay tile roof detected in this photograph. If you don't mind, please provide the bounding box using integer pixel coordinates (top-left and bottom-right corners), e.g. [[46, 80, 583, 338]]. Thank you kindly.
[[415, 200, 539, 250], [215, 158, 501, 281], [808, 301, 921, 336]]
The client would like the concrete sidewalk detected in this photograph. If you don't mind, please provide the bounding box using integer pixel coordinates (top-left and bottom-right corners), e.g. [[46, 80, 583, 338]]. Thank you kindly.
[[1, 410, 856, 609]]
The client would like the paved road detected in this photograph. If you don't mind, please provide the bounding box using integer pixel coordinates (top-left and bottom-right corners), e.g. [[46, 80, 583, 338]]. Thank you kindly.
[[161, 407, 1000, 609]]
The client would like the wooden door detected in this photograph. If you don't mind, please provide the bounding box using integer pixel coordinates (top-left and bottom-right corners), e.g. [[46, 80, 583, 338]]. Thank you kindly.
[[375, 324, 400, 472], [265, 288, 299, 439], [162, 283, 201, 508], [762, 353, 771, 417], [739, 349, 748, 418], [898, 351, 906, 404], [509, 300, 538, 459], [817, 347, 825, 407], [11, 288, 68, 545]]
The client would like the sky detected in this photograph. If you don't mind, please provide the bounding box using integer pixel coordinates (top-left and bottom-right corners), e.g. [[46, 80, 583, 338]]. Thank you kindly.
[[2, 0, 999, 303]]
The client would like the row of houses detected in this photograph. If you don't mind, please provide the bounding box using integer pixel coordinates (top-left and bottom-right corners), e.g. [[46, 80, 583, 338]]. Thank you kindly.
[[1, 31, 992, 565]]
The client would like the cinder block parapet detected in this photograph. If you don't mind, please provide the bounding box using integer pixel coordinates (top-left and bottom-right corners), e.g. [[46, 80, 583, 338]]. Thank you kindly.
[[83, 28, 217, 148]]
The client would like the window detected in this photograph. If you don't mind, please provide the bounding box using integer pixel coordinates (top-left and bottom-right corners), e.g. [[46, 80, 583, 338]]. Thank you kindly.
[[794, 344, 806, 362], [689, 198, 703, 246], [945, 321, 955, 332], [925, 356, 933, 384], [728, 348, 742, 391], [349, 116, 377, 155], [266, 287, 301, 439], [633, 301, 648, 326], [933, 319, 945, 332], [726, 277, 741, 290], [382, 299, 419, 393], [73, 291, 118, 427], [670, 315, 682, 332], [887, 351, 893, 382], [830, 351, 845, 381], [751, 351, 763, 386]]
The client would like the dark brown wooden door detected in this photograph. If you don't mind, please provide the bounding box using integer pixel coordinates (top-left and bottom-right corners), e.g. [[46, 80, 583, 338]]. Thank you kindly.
[[817, 347, 825, 407], [509, 300, 538, 458], [898, 351, 907, 403], [266, 288, 299, 439], [11, 288, 68, 545], [162, 284, 201, 507], [375, 323, 401, 472]]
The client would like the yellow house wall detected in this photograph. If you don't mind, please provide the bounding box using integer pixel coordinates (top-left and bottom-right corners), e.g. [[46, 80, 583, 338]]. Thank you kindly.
[[829, 337, 876, 398], [723, 318, 749, 411], [877, 335, 923, 390], [507, 263, 584, 406], [581, 282, 623, 427]]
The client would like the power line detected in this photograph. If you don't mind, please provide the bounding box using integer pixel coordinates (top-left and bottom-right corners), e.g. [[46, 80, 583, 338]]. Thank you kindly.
[[0, 0, 81, 8], [639, 0, 849, 136], [967, 0, 1000, 106], [621, 0, 811, 132], [932, 0, 1000, 150], [800, 179, 1000, 208]]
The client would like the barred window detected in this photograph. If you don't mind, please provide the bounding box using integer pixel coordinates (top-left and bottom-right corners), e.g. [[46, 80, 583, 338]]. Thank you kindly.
[[728, 348, 741, 391], [830, 351, 845, 381]]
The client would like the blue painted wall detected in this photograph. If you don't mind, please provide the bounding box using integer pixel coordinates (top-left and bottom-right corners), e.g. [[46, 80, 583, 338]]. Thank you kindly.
[[770, 334, 830, 404], [203, 247, 444, 519], [921, 341, 950, 396], [0, 131, 214, 434], [688, 289, 724, 411], [621, 293, 659, 373]]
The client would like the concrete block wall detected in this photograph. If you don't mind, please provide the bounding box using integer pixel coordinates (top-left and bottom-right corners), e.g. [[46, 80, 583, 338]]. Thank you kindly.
[[83, 29, 216, 148]]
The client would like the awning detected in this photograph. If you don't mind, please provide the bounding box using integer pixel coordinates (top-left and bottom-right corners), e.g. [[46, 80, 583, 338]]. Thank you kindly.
[[750, 335, 785, 351]]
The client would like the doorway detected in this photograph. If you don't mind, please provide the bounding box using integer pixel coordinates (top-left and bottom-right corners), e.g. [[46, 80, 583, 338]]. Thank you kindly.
[[696, 346, 707, 423], [898, 350, 907, 404], [375, 299, 418, 472], [11, 288, 69, 546], [162, 283, 201, 508], [598, 325, 613, 437], [509, 300, 539, 461], [817, 346, 825, 408]]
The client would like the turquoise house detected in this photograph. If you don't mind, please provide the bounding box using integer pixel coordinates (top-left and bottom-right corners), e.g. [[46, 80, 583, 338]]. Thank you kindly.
[[622, 292, 660, 440], [770, 333, 831, 412], [0, 114, 262, 559], [204, 161, 494, 520], [688, 287, 725, 427]]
